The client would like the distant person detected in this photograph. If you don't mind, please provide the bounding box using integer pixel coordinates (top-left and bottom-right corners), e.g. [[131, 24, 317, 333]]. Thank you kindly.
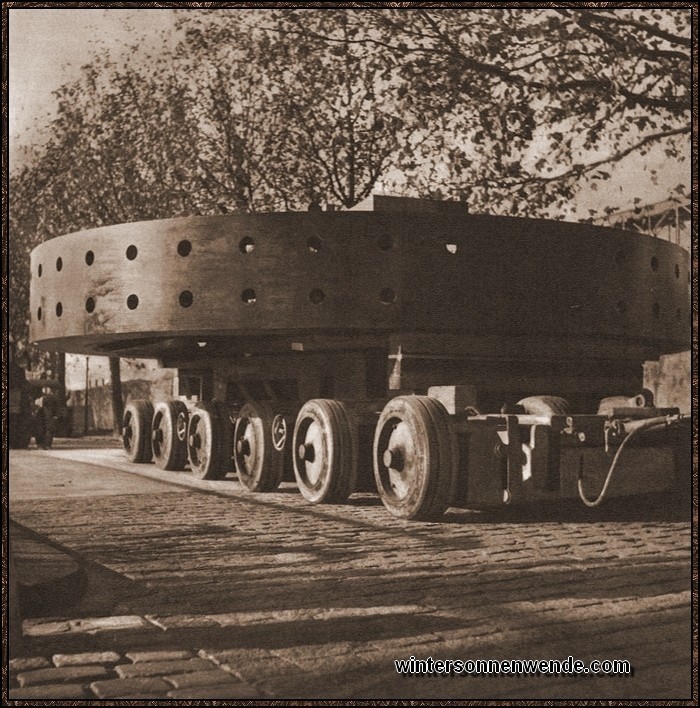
[[33, 387, 56, 449]]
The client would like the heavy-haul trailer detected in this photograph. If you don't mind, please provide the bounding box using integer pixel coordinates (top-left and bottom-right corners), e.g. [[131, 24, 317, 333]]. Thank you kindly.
[[29, 196, 691, 519]]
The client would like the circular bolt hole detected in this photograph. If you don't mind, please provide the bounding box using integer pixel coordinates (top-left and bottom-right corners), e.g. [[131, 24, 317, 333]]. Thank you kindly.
[[651, 256, 659, 272], [652, 302, 660, 318], [55, 302, 63, 317], [307, 236, 322, 253], [239, 237, 255, 254], [37, 307, 42, 321], [177, 240, 192, 257], [85, 297, 95, 313], [446, 243, 458, 254], [675, 264, 680, 279], [309, 288, 325, 304], [126, 245, 138, 260], [380, 287, 397, 304], [241, 289, 257, 304], [56, 257, 63, 272], [85, 250, 94, 266], [378, 234, 394, 251], [616, 300, 627, 315], [38, 264, 43, 277], [127, 294, 139, 310], [179, 290, 194, 308]]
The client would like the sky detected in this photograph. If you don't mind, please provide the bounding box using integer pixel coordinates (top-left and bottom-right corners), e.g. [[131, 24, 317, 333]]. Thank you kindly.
[[9, 8, 176, 165]]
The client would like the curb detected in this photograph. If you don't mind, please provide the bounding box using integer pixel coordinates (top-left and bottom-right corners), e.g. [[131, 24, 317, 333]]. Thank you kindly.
[[10, 522, 89, 618]]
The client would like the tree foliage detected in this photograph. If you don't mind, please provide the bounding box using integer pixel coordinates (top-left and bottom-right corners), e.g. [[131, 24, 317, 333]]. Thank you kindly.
[[10, 8, 691, 366], [337, 7, 691, 212]]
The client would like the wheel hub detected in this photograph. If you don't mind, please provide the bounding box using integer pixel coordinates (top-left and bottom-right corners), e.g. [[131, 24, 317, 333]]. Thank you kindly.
[[298, 442, 315, 462], [235, 420, 260, 474], [297, 420, 325, 485], [382, 447, 404, 471], [379, 420, 416, 501]]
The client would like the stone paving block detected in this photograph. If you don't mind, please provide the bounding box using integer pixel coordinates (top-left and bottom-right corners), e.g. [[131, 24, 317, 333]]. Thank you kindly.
[[23, 619, 71, 636], [276, 641, 362, 659], [437, 595, 689, 640], [259, 670, 349, 698], [202, 649, 297, 680], [69, 615, 151, 633], [9, 683, 90, 699], [207, 609, 318, 626], [146, 614, 219, 630], [200, 646, 275, 666], [524, 613, 688, 666], [126, 649, 194, 663], [165, 669, 240, 689], [53, 651, 121, 667], [371, 632, 446, 650], [207, 604, 428, 628], [276, 649, 381, 674], [318, 603, 432, 620], [9, 657, 52, 672], [90, 676, 172, 698], [495, 654, 688, 700], [17, 664, 110, 687], [167, 683, 264, 699], [501, 663, 689, 700], [116, 658, 213, 678]]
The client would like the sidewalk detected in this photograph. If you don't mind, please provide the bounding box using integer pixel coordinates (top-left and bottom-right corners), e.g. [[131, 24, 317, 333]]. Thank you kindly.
[[11, 523, 87, 619], [28, 434, 123, 450]]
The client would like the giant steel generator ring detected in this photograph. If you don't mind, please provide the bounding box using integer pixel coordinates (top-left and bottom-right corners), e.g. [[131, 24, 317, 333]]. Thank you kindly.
[[29, 210, 690, 362]]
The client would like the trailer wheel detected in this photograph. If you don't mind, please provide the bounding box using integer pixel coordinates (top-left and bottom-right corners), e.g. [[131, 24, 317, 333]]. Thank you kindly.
[[293, 399, 357, 504], [234, 401, 286, 492], [122, 400, 154, 463], [187, 402, 231, 480], [151, 400, 189, 470], [373, 396, 457, 520]]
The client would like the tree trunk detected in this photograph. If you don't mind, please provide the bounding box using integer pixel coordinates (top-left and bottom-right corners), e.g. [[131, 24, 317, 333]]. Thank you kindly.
[[55, 351, 68, 437], [55, 352, 66, 402], [109, 357, 124, 435]]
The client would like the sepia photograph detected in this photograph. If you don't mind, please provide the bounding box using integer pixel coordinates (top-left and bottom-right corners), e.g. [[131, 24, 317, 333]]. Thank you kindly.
[[5, 3, 695, 702]]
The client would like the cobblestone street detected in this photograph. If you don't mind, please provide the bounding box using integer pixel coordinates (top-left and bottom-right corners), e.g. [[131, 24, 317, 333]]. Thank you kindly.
[[7, 445, 693, 700]]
